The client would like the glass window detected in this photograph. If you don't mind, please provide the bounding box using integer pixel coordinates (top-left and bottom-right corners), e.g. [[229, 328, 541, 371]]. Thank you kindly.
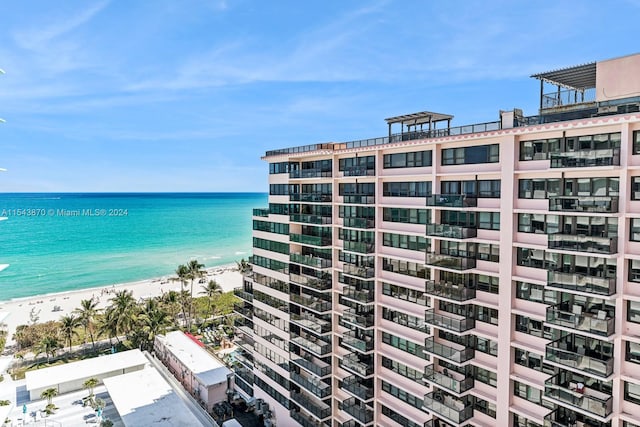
[[630, 260, 640, 283], [627, 341, 640, 365], [629, 301, 640, 324], [625, 381, 640, 405], [634, 130, 640, 154]]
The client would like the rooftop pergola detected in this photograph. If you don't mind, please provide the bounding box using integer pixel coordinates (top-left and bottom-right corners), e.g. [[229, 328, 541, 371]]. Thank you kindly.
[[531, 62, 596, 109], [385, 111, 453, 138]]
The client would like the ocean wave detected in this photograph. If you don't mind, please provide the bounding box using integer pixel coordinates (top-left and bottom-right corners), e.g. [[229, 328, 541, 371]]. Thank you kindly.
[[209, 256, 221, 259], [234, 251, 247, 255]]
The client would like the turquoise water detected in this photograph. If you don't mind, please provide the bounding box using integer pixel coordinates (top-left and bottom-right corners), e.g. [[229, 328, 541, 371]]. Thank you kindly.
[[0, 193, 267, 300]]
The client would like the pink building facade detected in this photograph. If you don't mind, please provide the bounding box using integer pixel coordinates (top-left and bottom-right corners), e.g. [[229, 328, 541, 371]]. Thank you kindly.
[[233, 54, 640, 427]]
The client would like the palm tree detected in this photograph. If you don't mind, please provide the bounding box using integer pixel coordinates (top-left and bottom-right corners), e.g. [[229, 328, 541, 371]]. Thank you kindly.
[[161, 290, 181, 327], [99, 307, 120, 345], [74, 298, 100, 349], [186, 260, 206, 330], [138, 298, 171, 351], [59, 314, 81, 353], [173, 264, 190, 327], [36, 335, 60, 363], [41, 387, 58, 405], [83, 377, 99, 399], [109, 290, 137, 339], [200, 280, 222, 320], [236, 258, 251, 274]]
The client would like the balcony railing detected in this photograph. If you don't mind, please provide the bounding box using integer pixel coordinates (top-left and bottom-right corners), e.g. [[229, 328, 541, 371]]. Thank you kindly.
[[550, 148, 620, 168], [548, 234, 617, 254], [291, 334, 332, 357], [342, 331, 374, 353], [342, 285, 375, 303], [340, 375, 374, 401], [423, 392, 473, 424], [290, 253, 332, 269], [290, 272, 332, 291], [289, 169, 332, 179], [342, 308, 375, 328], [290, 391, 331, 420], [549, 196, 619, 213], [252, 208, 269, 217], [290, 371, 331, 399], [425, 253, 476, 271], [233, 287, 253, 302], [233, 304, 253, 319], [290, 354, 331, 377], [339, 397, 374, 424], [545, 335, 614, 378], [544, 373, 613, 418], [426, 195, 477, 208], [290, 313, 331, 335], [426, 223, 477, 239], [341, 166, 375, 177], [342, 241, 375, 254], [424, 309, 475, 333], [290, 293, 332, 313], [289, 214, 333, 225], [291, 411, 324, 427], [342, 217, 375, 229], [546, 301, 614, 337], [425, 280, 476, 301], [423, 366, 474, 394], [424, 337, 474, 364], [342, 264, 375, 279], [547, 270, 616, 296], [543, 407, 609, 427], [234, 336, 254, 353], [290, 233, 332, 247], [340, 353, 374, 377]]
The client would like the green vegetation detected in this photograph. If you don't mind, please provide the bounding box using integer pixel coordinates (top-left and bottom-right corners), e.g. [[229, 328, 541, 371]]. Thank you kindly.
[[41, 387, 58, 414], [0, 400, 9, 406]]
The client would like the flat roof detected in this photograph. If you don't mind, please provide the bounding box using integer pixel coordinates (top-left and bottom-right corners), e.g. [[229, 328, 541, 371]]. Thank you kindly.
[[385, 111, 453, 125], [25, 349, 147, 391], [531, 61, 596, 90], [104, 367, 208, 427], [157, 331, 231, 387]]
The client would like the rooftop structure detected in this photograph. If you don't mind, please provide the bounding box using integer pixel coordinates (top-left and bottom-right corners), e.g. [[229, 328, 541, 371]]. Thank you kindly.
[[240, 53, 640, 427]]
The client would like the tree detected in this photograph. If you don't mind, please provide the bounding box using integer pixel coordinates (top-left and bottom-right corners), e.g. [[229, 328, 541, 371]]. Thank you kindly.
[[173, 264, 190, 327], [137, 299, 171, 351], [236, 258, 251, 274], [40, 387, 58, 406], [36, 335, 60, 363], [83, 377, 99, 399], [200, 280, 222, 320], [186, 260, 205, 329], [74, 298, 101, 349], [59, 314, 80, 353], [161, 290, 181, 328], [108, 290, 137, 339], [98, 308, 120, 345]]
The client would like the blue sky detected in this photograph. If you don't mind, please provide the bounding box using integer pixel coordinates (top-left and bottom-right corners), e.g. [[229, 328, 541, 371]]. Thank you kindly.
[[1, 0, 639, 192]]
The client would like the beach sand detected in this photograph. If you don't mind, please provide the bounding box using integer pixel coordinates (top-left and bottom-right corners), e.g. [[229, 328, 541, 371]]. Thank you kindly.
[[0, 264, 243, 349]]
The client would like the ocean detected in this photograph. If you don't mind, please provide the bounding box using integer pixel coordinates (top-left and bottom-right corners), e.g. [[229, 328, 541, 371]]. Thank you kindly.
[[0, 192, 267, 301]]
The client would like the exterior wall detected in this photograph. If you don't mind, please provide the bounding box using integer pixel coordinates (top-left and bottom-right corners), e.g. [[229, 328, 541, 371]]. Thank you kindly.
[[596, 54, 640, 102]]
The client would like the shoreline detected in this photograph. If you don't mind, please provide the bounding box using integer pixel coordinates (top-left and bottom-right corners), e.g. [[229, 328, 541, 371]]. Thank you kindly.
[[0, 263, 244, 350]]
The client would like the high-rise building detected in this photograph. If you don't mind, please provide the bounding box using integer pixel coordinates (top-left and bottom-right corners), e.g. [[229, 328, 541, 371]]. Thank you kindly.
[[234, 53, 640, 427]]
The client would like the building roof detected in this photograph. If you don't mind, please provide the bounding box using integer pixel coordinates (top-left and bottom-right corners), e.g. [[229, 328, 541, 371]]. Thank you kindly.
[[25, 349, 147, 391], [103, 367, 208, 427], [531, 61, 597, 90], [157, 331, 231, 387], [385, 111, 453, 125]]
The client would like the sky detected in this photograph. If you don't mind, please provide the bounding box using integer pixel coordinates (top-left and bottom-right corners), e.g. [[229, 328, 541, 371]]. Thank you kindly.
[[1, 0, 640, 192]]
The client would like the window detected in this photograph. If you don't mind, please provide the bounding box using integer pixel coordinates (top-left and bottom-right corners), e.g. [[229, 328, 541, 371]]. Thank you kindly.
[[382, 357, 424, 384], [474, 399, 496, 418], [514, 381, 543, 405], [442, 144, 499, 165], [382, 208, 430, 224], [476, 274, 499, 294], [382, 282, 430, 306], [477, 243, 499, 262], [269, 184, 289, 195], [518, 178, 560, 199], [381, 405, 424, 427], [513, 413, 543, 427], [515, 281, 559, 304], [629, 300, 640, 324], [514, 348, 554, 375], [381, 332, 429, 360], [253, 220, 289, 235], [630, 259, 640, 283], [252, 237, 289, 254], [515, 315, 557, 340], [381, 381, 426, 411], [633, 130, 640, 154], [383, 181, 431, 197], [633, 177, 640, 200], [382, 257, 429, 279], [627, 341, 640, 365], [269, 162, 291, 174], [474, 366, 497, 387], [383, 151, 432, 168], [476, 306, 499, 325], [478, 212, 500, 230], [625, 381, 640, 405], [475, 336, 498, 356], [383, 233, 430, 252], [478, 180, 501, 197], [519, 138, 560, 161]]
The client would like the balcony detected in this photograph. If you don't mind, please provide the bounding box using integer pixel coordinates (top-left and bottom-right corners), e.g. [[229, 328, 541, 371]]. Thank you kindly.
[[342, 241, 375, 254], [547, 270, 616, 296], [290, 233, 332, 247], [426, 223, 477, 239], [290, 214, 333, 225], [291, 333, 332, 357], [342, 165, 375, 177], [548, 196, 618, 213], [233, 287, 253, 302], [234, 365, 254, 386], [342, 285, 375, 303], [424, 337, 474, 364], [290, 193, 332, 203], [339, 397, 373, 425], [546, 301, 614, 337], [342, 308, 375, 329], [340, 375, 374, 401], [342, 330, 374, 353], [426, 195, 477, 208], [290, 371, 331, 399], [290, 253, 332, 269], [544, 373, 612, 418], [342, 195, 375, 204], [291, 351, 331, 377], [550, 148, 620, 168], [289, 169, 332, 179], [340, 352, 374, 377], [545, 335, 614, 378], [424, 309, 475, 333], [290, 391, 331, 420], [233, 336, 254, 353], [291, 411, 324, 427], [233, 350, 254, 370], [548, 234, 617, 254], [290, 272, 332, 291], [425, 280, 476, 302], [426, 253, 476, 271], [233, 303, 253, 319], [342, 264, 375, 279], [423, 392, 473, 424], [290, 293, 332, 313], [252, 208, 269, 217], [290, 313, 331, 335], [342, 217, 375, 229], [423, 366, 474, 395], [544, 407, 610, 427]]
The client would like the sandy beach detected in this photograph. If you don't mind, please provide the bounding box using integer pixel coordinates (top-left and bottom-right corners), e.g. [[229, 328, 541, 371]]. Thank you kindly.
[[0, 264, 243, 349]]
